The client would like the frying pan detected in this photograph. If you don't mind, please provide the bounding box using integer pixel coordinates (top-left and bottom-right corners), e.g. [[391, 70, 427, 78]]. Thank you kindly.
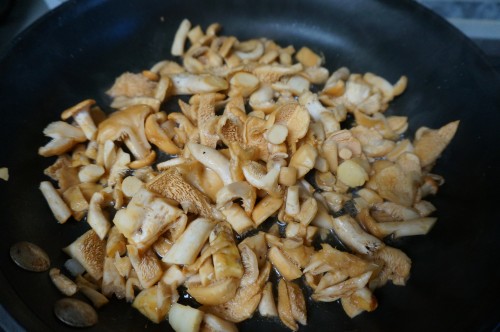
[[0, 0, 499, 331]]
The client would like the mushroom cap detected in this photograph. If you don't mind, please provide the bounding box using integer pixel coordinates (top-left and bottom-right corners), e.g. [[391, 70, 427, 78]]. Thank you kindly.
[[61, 99, 96, 120]]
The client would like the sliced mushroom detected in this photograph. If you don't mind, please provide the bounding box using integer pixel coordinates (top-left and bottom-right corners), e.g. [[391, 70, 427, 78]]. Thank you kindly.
[[414, 120, 460, 168], [61, 99, 97, 140], [127, 245, 163, 289], [331, 215, 385, 255], [188, 142, 233, 185], [97, 104, 155, 168], [363, 246, 411, 287], [242, 161, 281, 197], [169, 73, 228, 95], [216, 181, 256, 214], [63, 229, 105, 280], [147, 167, 223, 220], [163, 218, 216, 265], [145, 112, 181, 155]]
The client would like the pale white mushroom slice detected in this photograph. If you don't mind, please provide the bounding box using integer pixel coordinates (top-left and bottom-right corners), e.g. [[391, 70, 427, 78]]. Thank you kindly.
[[216, 181, 256, 214], [376, 217, 437, 238], [371, 202, 420, 222], [414, 120, 460, 168], [259, 281, 278, 317], [63, 230, 105, 280], [331, 215, 385, 255], [188, 142, 233, 185], [60, 99, 97, 140], [312, 271, 373, 302], [113, 187, 185, 248], [221, 204, 255, 235], [0, 167, 8, 181], [171, 18, 191, 56], [414, 200, 437, 217], [234, 39, 265, 60], [163, 218, 216, 265], [102, 256, 126, 299], [289, 144, 318, 179], [268, 246, 302, 281], [40, 181, 72, 223], [169, 303, 204, 332], [79, 286, 109, 309], [202, 313, 239, 332], [242, 161, 281, 196], [229, 71, 260, 97], [49, 268, 78, 296], [87, 192, 111, 240], [337, 159, 369, 188], [274, 102, 310, 150], [169, 73, 228, 95], [133, 283, 171, 324]]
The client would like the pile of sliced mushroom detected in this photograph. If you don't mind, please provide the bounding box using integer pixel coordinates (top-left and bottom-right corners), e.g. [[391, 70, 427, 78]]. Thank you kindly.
[[37, 19, 459, 331]]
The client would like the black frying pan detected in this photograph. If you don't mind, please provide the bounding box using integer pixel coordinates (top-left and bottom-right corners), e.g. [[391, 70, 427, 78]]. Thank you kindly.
[[0, 0, 499, 331]]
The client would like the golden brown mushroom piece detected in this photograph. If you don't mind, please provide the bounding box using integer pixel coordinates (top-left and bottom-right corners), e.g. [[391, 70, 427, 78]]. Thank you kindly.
[[413, 120, 460, 168], [97, 104, 156, 168]]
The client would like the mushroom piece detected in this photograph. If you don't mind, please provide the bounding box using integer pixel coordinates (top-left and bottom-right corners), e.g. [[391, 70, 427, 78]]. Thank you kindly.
[[242, 161, 282, 198], [370, 202, 420, 222], [258, 281, 278, 317], [102, 256, 126, 299], [234, 39, 265, 60], [363, 246, 411, 287], [376, 217, 437, 238], [171, 18, 192, 56], [168, 303, 204, 332], [340, 287, 378, 318], [61, 99, 98, 140], [39, 181, 72, 224], [216, 181, 256, 214], [220, 204, 255, 235], [202, 313, 239, 332], [145, 112, 181, 155], [373, 163, 417, 207], [147, 167, 223, 220], [38, 121, 87, 157], [169, 73, 228, 95], [288, 144, 318, 179], [63, 230, 105, 280], [187, 277, 240, 305], [312, 271, 373, 302], [87, 192, 111, 240], [97, 104, 156, 168], [188, 142, 233, 185], [202, 261, 271, 323], [413, 120, 460, 168], [163, 218, 216, 265], [268, 246, 302, 281], [331, 215, 385, 255], [49, 268, 78, 296], [127, 245, 163, 289], [273, 102, 310, 151], [133, 283, 172, 324], [113, 187, 185, 248], [210, 222, 244, 280]]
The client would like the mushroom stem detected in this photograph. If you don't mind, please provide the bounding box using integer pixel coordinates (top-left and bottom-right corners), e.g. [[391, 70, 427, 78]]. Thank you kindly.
[[187, 142, 233, 185]]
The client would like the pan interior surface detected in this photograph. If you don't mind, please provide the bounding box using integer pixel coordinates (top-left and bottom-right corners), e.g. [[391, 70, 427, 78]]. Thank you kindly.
[[0, 0, 498, 331]]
